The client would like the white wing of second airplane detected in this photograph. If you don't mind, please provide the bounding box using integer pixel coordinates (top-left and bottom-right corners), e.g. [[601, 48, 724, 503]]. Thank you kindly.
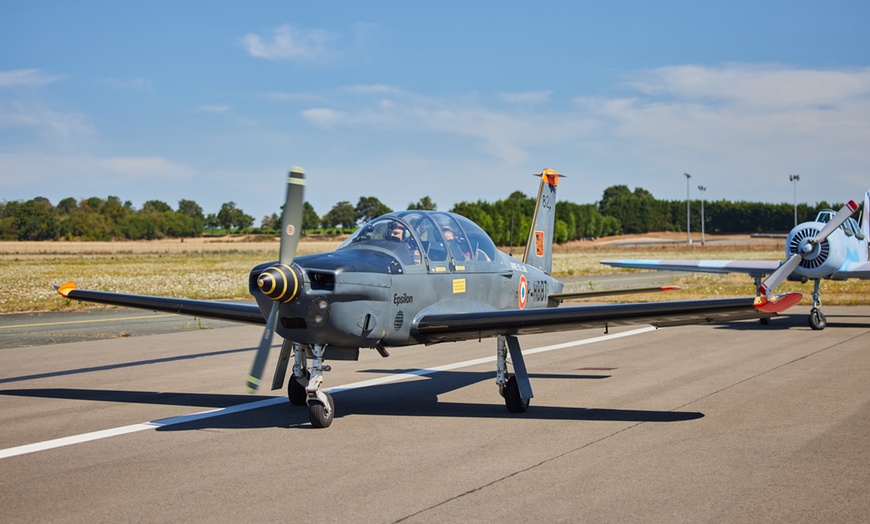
[[831, 260, 870, 279], [600, 259, 781, 277]]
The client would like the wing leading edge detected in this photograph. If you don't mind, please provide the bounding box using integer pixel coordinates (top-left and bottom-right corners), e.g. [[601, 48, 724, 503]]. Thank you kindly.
[[56, 282, 266, 325], [412, 293, 801, 344], [600, 259, 782, 277]]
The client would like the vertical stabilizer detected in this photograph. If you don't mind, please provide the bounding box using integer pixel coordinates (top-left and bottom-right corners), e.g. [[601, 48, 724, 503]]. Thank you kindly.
[[522, 168, 564, 274]]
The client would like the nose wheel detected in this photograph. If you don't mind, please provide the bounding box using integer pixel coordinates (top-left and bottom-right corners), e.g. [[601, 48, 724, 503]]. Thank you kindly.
[[808, 279, 827, 331], [308, 391, 335, 428], [809, 307, 826, 330], [288, 343, 335, 427]]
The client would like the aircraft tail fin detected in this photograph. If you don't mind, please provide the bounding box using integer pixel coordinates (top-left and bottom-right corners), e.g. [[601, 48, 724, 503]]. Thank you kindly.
[[522, 168, 564, 274]]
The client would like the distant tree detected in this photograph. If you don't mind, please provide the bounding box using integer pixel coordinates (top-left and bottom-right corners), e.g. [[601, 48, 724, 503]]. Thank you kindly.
[[302, 202, 320, 231], [216, 203, 254, 232], [408, 196, 437, 211], [16, 197, 59, 240], [142, 200, 173, 214], [355, 196, 392, 224], [261, 213, 279, 230], [0, 201, 19, 240], [177, 199, 205, 236], [322, 201, 356, 229], [56, 197, 78, 214], [235, 211, 255, 230], [205, 213, 220, 232]]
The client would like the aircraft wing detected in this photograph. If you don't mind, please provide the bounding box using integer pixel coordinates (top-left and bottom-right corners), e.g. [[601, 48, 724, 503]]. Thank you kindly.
[[832, 261, 870, 279], [56, 282, 266, 325], [600, 259, 782, 277], [412, 293, 801, 344]]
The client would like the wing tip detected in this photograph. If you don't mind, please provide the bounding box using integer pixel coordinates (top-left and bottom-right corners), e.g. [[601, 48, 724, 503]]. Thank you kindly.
[[754, 292, 802, 313], [56, 281, 77, 298]]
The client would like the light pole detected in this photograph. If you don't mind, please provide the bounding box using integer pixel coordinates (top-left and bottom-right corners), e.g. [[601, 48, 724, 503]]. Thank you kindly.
[[684, 173, 692, 245], [789, 174, 800, 226], [697, 185, 706, 246]]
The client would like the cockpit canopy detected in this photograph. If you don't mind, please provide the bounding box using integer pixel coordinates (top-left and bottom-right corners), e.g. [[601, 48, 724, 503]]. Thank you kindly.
[[338, 210, 499, 266], [814, 209, 865, 240]]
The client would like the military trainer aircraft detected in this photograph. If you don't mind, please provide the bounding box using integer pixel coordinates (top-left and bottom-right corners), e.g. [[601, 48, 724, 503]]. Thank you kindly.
[[602, 191, 870, 330], [57, 167, 801, 428]]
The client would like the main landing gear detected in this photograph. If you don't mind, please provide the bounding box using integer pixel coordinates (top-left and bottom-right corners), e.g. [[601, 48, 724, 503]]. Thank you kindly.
[[496, 335, 533, 413], [281, 335, 536, 428]]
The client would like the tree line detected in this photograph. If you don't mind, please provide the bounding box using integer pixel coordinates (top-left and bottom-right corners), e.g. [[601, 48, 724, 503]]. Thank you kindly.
[[0, 186, 842, 242]]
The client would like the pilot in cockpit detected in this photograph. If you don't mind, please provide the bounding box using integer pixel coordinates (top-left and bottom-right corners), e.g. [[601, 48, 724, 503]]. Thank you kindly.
[[388, 221, 406, 242], [442, 226, 471, 260], [387, 221, 422, 265]]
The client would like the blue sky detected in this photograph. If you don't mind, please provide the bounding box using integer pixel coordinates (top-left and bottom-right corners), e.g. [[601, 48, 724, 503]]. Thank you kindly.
[[2, 1, 869, 223]]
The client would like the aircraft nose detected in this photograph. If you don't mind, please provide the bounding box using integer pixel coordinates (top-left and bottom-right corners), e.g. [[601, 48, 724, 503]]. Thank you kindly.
[[257, 263, 303, 303]]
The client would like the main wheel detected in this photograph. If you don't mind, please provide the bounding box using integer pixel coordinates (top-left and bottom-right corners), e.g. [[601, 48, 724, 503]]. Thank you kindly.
[[288, 376, 307, 406], [808, 308, 827, 330], [504, 376, 530, 413], [759, 317, 770, 325], [308, 392, 335, 428]]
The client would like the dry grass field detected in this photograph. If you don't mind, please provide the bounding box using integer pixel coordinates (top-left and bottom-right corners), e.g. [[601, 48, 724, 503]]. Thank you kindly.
[[2, 233, 867, 313]]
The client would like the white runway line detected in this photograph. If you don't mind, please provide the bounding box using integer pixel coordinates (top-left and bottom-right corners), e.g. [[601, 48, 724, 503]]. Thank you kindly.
[[1, 327, 656, 459]]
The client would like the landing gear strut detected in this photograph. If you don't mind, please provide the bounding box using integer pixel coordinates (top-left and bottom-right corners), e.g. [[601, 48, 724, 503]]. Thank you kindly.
[[808, 279, 827, 330], [496, 335, 532, 413], [287, 343, 335, 428]]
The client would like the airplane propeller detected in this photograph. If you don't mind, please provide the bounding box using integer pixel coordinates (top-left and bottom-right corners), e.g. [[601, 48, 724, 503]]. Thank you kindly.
[[758, 199, 858, 296], [245, 167, 306, 393]]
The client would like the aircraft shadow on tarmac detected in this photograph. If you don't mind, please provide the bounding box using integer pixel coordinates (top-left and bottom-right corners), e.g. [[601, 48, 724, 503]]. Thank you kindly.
[[0, 346, 255, 386], [0, 368, 703, 431]]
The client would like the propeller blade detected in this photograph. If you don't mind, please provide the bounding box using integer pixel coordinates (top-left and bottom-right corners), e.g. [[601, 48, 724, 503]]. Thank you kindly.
[[246, 302, 279, 393], [246, 166, 306, 393], [759, 253, 802, 295], [279, 167, 306, 265], [811, 200, 858, 244]]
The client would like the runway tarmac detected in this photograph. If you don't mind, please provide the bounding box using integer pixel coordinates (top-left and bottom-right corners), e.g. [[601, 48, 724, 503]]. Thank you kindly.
[[2, 306, 869, 522]]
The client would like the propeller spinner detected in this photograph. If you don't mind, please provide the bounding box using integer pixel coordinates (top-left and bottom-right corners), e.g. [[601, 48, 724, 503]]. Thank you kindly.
[[245, 167, 306, 393], [758, 199, 858, 296]]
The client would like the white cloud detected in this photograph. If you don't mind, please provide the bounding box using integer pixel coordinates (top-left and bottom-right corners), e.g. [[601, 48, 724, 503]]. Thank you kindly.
[[292, 65, 870, 204], [0, 69, 60, 88], [626, 64, 870, 110], [0, 153, 196, 189], [0, 101, 95, 139], [197, 104, 232, 113], [498, 91, 552, 106], [240, 25, 336, 61], [96, 77, 153, 91]]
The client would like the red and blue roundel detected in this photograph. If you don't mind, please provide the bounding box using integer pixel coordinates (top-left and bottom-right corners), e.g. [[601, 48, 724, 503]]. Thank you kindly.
[[518, 274, 528, 309]]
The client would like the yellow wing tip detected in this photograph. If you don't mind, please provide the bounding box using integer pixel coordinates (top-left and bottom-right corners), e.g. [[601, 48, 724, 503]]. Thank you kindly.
[[57, 281, 77, 298]]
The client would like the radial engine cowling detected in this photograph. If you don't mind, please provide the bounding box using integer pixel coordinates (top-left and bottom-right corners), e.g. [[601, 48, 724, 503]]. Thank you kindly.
[[256, 263, 304, 303], [784, 221, 847, 279]]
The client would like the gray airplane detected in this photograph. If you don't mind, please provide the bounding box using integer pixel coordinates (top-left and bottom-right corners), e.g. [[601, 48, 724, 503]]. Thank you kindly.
[[57, 168, 801, 428]]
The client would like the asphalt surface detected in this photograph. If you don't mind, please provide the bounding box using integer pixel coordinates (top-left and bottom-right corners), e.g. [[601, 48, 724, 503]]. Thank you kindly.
[[2, 306, 869, 522]]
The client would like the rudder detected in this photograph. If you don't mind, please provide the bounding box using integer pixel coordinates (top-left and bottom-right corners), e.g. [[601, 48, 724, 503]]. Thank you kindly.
[[522, 168, 564, 274]]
